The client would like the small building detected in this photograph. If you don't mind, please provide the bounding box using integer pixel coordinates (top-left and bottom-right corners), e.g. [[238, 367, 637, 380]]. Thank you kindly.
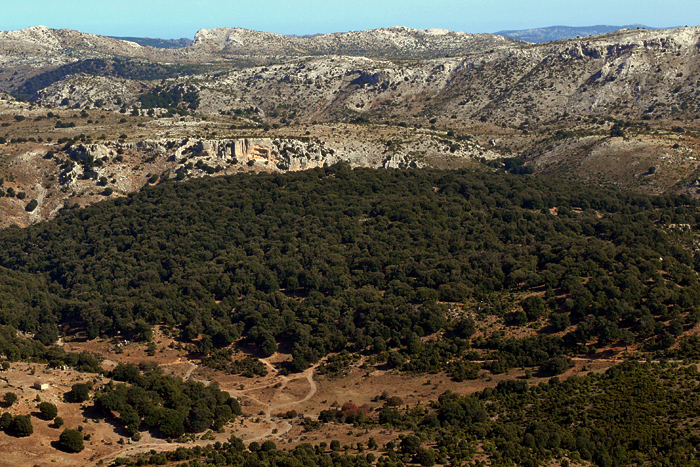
[[33, 381, 50, 391]]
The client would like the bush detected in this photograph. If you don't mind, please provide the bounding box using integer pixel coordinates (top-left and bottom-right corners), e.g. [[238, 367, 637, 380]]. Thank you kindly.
[[38, 402, 58, 420], [541, 355, 570, 375], [10, 415, 33, 437], [67, 383, 90, 402], [610, 124, 625, 137], [521, 295, 545, 321], [53, 416, 64, 428], [0, 412, 12, 429], [386, 396, 404, 407], [59, 428, 85, 452], [25, 199, 38, 212], [3, 392, 17, 406]]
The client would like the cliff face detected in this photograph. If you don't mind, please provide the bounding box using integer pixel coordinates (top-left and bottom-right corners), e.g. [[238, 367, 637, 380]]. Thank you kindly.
[[0, 135, 497, 228]]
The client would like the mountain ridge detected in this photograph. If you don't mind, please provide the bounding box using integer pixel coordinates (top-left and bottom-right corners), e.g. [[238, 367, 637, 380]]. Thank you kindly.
[[496, 24, 659, 43]]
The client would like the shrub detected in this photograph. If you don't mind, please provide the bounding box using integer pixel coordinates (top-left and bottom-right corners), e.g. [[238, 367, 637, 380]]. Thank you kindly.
[[10, 415, 33, 437], [25, 199, 38, 212], [67, 383, 90, 402], [521, 295, 546, 321], [541, 355, 570, 375], [3, 392, 17, 406], [0, 412, 12, 429], [59, 429, 85, 452], [610, 124, 625, 137], [38, 402, 58, 420]]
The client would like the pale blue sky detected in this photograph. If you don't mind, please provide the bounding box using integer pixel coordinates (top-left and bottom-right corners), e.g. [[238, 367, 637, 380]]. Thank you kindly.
[[2, 0, 699, 38]]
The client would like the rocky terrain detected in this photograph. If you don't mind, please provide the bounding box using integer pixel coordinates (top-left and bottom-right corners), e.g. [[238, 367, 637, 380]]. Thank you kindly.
[[0, 24, 700, 227], [0, 25, 517, 102], [17, 26, 700, 125], [0, 25, 514, 77], [0, 26, 172, 67], [0, 94, 498, 227]]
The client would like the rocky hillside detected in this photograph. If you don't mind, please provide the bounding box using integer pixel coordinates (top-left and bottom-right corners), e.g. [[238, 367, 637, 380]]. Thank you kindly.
[[0, 95, 498, 227], [190, 26, 516, 58], [0, 25, 173, 65], [222, 25, 700, 125], [6, 25, 700, 127], [0, 25, 518, 101], [23, 26, 700, 126]]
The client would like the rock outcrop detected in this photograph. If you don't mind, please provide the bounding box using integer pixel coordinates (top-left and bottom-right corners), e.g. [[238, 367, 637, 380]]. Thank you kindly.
[[52, 133, 494, 193]]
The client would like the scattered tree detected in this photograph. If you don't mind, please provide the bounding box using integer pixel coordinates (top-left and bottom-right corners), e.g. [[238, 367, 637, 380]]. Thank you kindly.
[[10, 415, 33, 437], [38, 402, 58, 420], [58, 428, 85, 452]]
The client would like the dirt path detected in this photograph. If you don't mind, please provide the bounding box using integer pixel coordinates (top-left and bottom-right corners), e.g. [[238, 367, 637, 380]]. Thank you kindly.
[[225, 357, 318, 441], [92, 355, 321, 464], [184, 362, 197, 379]]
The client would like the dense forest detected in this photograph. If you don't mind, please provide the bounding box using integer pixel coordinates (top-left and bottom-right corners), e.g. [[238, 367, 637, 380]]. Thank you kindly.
[[0, 165, 699, 373], [138, 84, 201, 111]]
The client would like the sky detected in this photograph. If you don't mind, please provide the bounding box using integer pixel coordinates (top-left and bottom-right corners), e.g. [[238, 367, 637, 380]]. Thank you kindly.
[[1, 0, 699, 39]]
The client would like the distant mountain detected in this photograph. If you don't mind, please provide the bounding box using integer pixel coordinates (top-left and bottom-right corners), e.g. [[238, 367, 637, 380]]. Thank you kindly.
[[190, 26, 516, 58], [108, 36, 193, 48], [495, 24, 657, 43]]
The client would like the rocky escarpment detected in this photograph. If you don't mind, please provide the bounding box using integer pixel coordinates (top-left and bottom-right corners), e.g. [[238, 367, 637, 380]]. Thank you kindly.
[[60, 133, 494, 187], [0, 133, 495, 228]]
